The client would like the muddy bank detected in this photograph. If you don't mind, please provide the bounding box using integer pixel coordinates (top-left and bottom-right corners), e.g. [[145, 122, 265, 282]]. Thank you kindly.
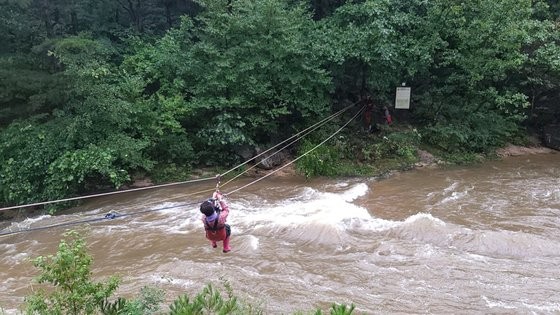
[[495, 144, 555, 157]]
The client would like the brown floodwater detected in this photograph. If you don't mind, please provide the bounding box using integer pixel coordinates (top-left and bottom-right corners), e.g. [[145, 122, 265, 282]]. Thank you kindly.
[[1, 153, 560, 314]]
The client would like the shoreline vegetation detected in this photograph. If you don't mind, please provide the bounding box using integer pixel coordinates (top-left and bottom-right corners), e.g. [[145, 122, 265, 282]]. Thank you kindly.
[[150, 129, 557, 183], [2, 0, 559, 219], [167, 142, 557, 184], [1, 128, 557, 225]]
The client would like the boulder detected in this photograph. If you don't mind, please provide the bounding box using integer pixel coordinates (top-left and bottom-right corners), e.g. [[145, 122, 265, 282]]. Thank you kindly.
[[234, 145, 256, 161], [255, 148, 290, 170]]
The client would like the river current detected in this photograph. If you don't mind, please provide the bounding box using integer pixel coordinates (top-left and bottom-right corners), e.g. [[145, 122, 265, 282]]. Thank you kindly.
[[1, 153, 560, 314]]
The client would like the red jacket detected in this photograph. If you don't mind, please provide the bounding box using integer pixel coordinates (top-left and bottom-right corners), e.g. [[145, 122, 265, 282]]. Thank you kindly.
[[201, 200, 229, 241]]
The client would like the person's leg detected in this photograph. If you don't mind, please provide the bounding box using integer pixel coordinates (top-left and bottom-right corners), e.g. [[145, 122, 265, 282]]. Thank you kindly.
[[222, 225, 231, 253], [207, 232, 217, 248]]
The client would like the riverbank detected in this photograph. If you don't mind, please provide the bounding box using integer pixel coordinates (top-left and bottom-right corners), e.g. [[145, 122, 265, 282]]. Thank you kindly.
[[1, 137, 556, 226], [495, 144, 555, 157], [182, 142, 557, 183]]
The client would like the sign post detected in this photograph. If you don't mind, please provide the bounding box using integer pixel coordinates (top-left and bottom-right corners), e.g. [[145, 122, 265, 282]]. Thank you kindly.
[[395, 86, 411, 109]]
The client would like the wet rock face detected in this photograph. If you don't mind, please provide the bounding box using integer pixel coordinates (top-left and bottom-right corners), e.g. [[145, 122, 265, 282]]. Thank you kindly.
[[255, 148, 289, 170], [255, 150, 290, 170], [543, 124, 560, 150]]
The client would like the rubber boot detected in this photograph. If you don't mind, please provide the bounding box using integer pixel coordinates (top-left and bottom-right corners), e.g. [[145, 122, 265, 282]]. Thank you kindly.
[[211, 241, 217, 248], [222, 236, 231, 253]]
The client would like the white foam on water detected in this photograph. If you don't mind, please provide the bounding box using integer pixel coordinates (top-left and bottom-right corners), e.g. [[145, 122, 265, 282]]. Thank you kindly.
[[0, 243, 17, 255], [0, 183, 383, 245], [232, 183, 370, 227], [483, 295, 560, 312], [403, 212, 446, 226], [228, 183, 382, 243], [2, 215, 52, 232], [0, 243, 29, 265], [442, 181, 459, 194], [248, 235, 259, 250], [521, 301, 560, 312], [384, 211, 560, 259], [146, 274, 195, 289], [483, 296, 517, 309], [437, 188, 472, 205]]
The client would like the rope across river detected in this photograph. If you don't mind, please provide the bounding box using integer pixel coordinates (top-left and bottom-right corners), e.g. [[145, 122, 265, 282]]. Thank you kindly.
[[0, 102, 365, 238]]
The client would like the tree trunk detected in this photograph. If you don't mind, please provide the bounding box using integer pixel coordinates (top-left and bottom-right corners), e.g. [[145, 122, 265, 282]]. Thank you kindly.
[[41, 0, 53, 37], [164, 1, 173, 27], [70, 10, 78, 34]]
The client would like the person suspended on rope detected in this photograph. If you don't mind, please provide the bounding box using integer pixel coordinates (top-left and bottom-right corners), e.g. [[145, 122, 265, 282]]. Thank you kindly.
[[200, 190, 232, 253]]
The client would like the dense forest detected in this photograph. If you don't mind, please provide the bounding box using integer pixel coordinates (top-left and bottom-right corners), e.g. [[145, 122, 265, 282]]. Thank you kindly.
[[1, 0, 559, 209]]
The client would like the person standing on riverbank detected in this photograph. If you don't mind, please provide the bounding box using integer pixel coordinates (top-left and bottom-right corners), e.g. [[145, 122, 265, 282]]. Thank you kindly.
[[362, 95, 378, 133], [200, 191, 232, 253], [383, 105, 393, 125]]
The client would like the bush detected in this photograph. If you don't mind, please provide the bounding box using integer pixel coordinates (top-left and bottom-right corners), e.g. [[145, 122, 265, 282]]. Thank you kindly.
[[169, 283, 240, 315], [422, 112, 521, 153], [295, 140, 342, 177], [24, 230, 356, 315], [358, 129, 421, 164], [24, 230, 120, 315], [149, 163, 192, 184], [101, 286, 165, 315]]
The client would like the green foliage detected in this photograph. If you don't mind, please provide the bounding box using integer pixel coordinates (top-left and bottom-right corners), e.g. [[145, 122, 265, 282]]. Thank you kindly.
[[45, 143, 134, 194], [0, 119, 62, 205], [21, 231, 358, 314], [295, 303, 356, 315], [295, 127, 423, 178], [149, 163, 192, 184], [517, 15, 560, 127], [365, 130, 421, 162], [0, 1, 43, 53], [169, 283, 239, 315], [134, 0, 332, 165], [295, 140, 343, 177], [168, 282, 355, 315], [24, 230, 120, 315], [319, 0, 441, 100], [421, 111, 520, 153], [100, 297, 128, 315], [0, 55, 68, 126], [0, 33, 196, 208], [410, 0, 532, 151], [102, 286, 165, 315], [2, 0, 560, 209], [328, 303, 355, 315], [132, 286, 166, 314]]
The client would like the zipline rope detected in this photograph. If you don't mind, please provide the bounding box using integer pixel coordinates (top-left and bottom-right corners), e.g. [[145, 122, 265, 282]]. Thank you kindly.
[[76, 186, 218, 221], [0, 201, 201, 237], [76, 101, 359, 220], [219, 101, 360, 182], [0, 102, 363, 238], [224, 104, 366, 196], [0, 101, 360, 213], [219, 102, 358, 189], [0, 176, 217, 212]]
